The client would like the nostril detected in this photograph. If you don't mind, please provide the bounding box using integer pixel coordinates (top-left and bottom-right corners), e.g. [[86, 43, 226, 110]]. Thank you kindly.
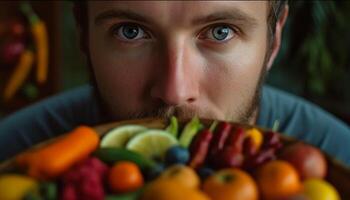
[[188, 98, 195, 103]]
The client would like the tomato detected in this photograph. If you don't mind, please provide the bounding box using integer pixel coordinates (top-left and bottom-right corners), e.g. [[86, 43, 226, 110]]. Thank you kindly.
[[256, 160, 302, 200], [108, 161, 144, 193], [303, 178, 340, 200], [202, 168, 258, 200]]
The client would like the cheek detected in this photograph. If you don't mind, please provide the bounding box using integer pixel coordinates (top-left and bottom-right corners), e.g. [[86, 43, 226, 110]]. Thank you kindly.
[[202, 40, 267, 108], [88, 33, 154, 107]]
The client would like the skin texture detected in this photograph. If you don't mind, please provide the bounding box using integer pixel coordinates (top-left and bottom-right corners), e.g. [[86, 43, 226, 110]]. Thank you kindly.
[[87, 1, 288, 124]]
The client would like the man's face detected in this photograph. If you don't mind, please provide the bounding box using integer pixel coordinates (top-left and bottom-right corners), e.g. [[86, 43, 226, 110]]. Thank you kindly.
[[88, 1, 270, 123]]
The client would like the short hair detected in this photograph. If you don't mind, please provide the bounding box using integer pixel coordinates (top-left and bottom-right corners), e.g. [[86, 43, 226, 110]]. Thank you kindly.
[[73, 1, 288, 53], [268, 0, 288, 46]]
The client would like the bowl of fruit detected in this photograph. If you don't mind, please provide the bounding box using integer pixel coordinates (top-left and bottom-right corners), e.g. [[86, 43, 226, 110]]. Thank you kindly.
[[0, 117, 349, 200]]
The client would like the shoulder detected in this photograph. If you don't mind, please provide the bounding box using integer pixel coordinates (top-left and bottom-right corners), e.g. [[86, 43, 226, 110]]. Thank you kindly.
[[258, 85, 350, 165], [0, 84, 102, 161]]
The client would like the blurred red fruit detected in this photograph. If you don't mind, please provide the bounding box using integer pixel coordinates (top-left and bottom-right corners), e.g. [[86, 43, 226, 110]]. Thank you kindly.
[[279, 142, 327, 180]]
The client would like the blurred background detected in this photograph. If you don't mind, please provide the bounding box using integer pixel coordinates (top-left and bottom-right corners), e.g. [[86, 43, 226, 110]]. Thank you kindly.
[[0, 1, 349, 125]]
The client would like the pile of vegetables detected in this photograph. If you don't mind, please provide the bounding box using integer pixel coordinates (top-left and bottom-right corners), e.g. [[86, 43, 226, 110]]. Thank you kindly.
[[0, 117, 341, 200]]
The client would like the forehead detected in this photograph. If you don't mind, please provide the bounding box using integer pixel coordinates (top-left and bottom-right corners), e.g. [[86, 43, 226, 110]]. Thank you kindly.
[[88, 1, 268, 28]]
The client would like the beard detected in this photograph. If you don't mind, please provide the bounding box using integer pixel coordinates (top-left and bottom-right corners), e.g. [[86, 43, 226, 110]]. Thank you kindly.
[[87, 54, 269, 125]]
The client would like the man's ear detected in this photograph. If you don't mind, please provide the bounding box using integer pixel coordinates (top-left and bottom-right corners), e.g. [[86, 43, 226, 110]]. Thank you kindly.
[[266, 5, 289, 70]]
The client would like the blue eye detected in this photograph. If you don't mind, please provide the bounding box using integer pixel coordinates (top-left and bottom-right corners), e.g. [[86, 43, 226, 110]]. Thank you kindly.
[[201, 25, 235, 42], [122, 25, 139, 39], [113, 24, 149, 40], [212, 26, 231, 40]]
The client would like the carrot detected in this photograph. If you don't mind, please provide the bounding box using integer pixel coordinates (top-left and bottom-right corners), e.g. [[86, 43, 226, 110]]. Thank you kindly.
[[20, 3, 49, 84], [16, 126, 100, 180], [3, 50, 34, 101]]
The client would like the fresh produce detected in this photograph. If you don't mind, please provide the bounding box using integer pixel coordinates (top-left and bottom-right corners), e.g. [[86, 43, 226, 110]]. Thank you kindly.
[[202, 168, 258, 200], [210, 126, 246, 168], [165, 116, 179, 137], [105, 188, 144, 200], [16, 126, 100, 179], [159, 164, 200, 189], [179, 116, 202, 148], [38, 182, 57, 200], [24, 181, 58, 200], [164, 146, 190, 165], [261, 131, 283, 150], [21, 3, 49, 84], [3, 49, 34, 101], [189, 128, 213, 169], [243, 131, 282, 170], [0, 39, 25, 65], [108, 161, 144, 193], [303, 178, 340, 200], [100, 125, 147, 148], [140, 179, 210, 200], [244, 128, 263, 152], [243, 136, 257, 157], [208, 121, 232, 157], [281, 194, 311, 200], [144, 163, 165, 181], [0, 174, 38, 200], [279, 142, 327, 180], [61, 157, 108, 200], [0, 117, 344, 200], [126, 129, 178, 160], [256, 160, 302, 200], [93, 147, 156, 172]]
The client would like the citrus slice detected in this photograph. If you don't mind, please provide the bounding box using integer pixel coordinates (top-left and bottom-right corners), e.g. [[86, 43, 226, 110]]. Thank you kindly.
[[126, 129, 178, 160], [100, 125, 147, 148]]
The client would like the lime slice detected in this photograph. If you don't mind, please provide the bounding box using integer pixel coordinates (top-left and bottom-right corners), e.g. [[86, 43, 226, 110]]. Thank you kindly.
[[126, 129, 178, 160], [100, 125, 147, 148]]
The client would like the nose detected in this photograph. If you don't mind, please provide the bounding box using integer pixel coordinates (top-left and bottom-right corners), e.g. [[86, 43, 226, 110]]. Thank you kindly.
[[151, 38, 200, 106]]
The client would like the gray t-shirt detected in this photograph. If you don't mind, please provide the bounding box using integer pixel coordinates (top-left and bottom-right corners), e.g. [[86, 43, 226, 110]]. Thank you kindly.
[[1, 84, 349, 165]]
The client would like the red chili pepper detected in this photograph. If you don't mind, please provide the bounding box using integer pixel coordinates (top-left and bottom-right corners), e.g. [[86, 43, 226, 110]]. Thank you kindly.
[[224, 126, 246, 152], [243, 136, 258, 157], [189, 129, 213, 169], [243, 147, 276, 171], [262, 131, 282, 149], [209, 126, 247, 169], [213, 146, 244, 169], [208, 122, 232, 157]]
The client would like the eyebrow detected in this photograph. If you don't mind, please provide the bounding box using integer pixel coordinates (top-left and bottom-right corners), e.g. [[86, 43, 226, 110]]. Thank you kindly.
[[94, 9, 151, 25], [192, 10, 258, 28], [94, 8, 258, 28]]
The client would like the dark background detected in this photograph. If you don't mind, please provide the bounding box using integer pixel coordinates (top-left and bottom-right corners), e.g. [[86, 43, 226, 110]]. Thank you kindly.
[[0, 1, 349, 125]]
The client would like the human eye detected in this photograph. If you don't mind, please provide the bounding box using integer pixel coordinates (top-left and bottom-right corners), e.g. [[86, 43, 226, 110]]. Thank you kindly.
[[110, 23, 151, 42], [199, 24, 237, 43]]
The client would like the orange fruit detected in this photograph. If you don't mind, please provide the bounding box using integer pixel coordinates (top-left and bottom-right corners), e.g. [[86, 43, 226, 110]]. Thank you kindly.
[[159, 164, 200, 189], [202, 168, 258, 200], [140, 179, 210, 200], [108, 161, 144, 193], [256, 160, 302, 200]]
